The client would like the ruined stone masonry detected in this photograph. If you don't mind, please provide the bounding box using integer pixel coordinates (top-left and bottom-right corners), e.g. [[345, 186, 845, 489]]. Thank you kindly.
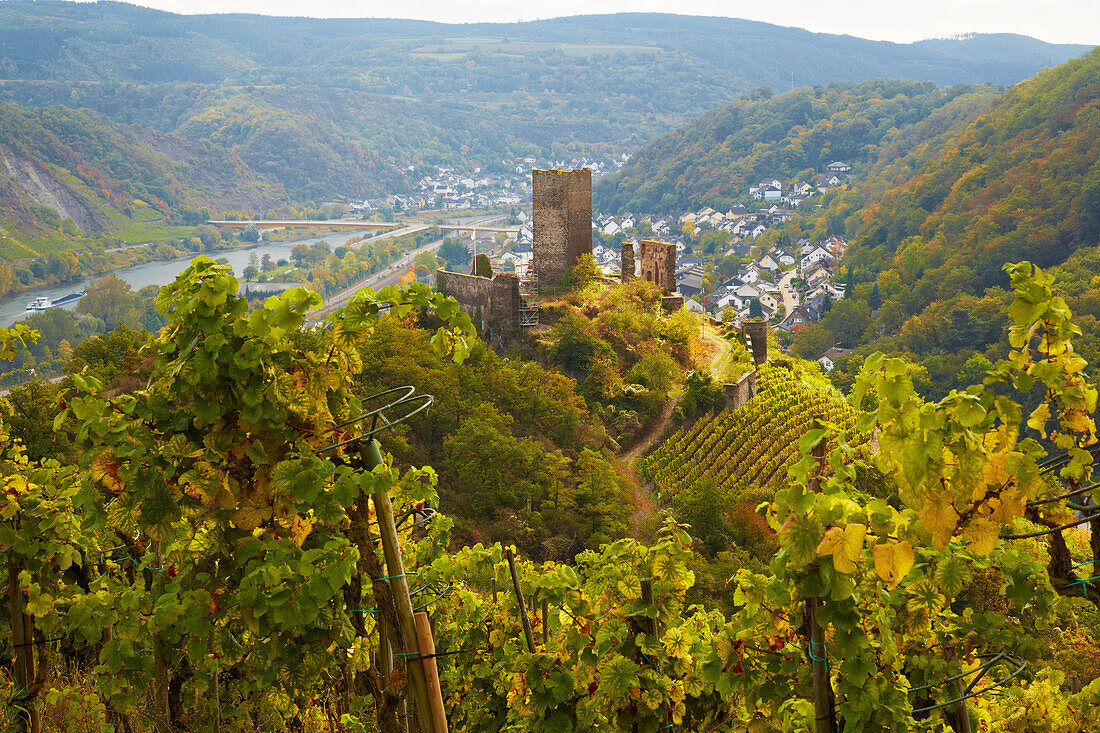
[[436, 166, 591, 335], [620, 240, 635, 282], [639, 239, 677, 293], [532, 168, 592, 287], [435, 269, 520, 336], [721, 320, 770, 409], [740, 320, 769, 366]]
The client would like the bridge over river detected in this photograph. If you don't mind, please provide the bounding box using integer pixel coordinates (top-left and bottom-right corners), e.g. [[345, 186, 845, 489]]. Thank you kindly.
[[207, 219, 520, 235]]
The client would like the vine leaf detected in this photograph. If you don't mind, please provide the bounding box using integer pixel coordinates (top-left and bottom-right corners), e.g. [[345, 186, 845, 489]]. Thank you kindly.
[[872, 540, 914, 589], [919, 498, 958, 550], [816, 523, 866, 574], [962, 517, 998, 555]]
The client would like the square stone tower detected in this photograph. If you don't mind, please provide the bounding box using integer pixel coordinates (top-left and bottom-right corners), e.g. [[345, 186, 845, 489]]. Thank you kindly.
[[640, 239, 677, 294], [532, 168, 592, 288]]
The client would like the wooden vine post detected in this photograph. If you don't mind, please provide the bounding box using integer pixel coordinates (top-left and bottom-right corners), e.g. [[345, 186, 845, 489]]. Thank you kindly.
[[379, 619, 408, 729], [364, 439, 438, 733], [943, 643, 973, 733], [640, 577, 672, 730], [149, 542, 171, 732], [415, 612, 449, 733], [505, 548, 536, 652], [8, 559, 41, 733], [806, 417, 837, 733]]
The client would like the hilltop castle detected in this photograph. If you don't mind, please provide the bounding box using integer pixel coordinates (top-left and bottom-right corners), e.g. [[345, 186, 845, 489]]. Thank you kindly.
[[435, 167, 594, 337]]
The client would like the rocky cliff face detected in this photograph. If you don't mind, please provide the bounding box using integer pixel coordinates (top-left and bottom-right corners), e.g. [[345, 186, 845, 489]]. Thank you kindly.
[[0, 143, 102, 232]]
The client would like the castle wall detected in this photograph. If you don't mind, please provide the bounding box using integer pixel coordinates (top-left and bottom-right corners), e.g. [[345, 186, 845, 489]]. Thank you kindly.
[[639, 239, 677, 293], [621, 241, 635, 282], [532, 168, 592, 287], [491, 272, 520, 320], [722, 369, 758, 410], [435, 268, 520, 334], [741, 320, 769, 366]]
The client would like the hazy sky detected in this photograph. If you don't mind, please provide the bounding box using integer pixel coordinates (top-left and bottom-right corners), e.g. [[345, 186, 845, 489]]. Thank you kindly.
[[93, 0, 1099, 45]]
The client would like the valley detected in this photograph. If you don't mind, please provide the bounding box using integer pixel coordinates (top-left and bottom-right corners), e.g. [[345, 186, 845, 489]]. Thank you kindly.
[[0, 3, 1099, 732]]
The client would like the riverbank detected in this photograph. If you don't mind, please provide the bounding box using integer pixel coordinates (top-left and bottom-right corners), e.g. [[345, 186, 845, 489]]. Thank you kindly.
[[0, 231, 370, 328]]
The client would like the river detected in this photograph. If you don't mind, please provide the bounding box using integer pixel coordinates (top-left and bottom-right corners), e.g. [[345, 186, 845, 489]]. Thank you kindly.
[[0, 231, 368, 328]]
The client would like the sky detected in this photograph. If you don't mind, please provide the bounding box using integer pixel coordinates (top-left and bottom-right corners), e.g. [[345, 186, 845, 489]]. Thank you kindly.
[[85, 0, 1099, 45]]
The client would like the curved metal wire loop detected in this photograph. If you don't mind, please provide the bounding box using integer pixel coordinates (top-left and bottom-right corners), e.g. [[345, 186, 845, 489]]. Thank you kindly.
[[398, 506, 438, 530], [316, 385, 434, 453], [909, 652, 1027, 713]]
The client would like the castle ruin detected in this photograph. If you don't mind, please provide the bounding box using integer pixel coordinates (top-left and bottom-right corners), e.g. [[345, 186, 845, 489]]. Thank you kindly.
[[532, 168, 592, 288], [639, 239, 677, 293], [721, 320, 770, 409], [434, 269, 521, 338], [436, 167, 593, 334], [620, 240, 635, 282]]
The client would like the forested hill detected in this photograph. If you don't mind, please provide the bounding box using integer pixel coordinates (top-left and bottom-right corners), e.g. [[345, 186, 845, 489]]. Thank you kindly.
[[781, 48, 1100, 399], [838, 47, 1100, 312], [593, 80, 1001, 213], [0, 2, 1092, 201], [0, 102, 287, 257]]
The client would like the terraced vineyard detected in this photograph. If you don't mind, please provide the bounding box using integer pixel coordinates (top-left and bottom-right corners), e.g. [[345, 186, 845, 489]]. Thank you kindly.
[[641, 360, 862, 500]]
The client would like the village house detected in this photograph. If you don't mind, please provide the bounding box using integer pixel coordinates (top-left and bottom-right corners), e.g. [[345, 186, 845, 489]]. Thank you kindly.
[[775, 249, 797, 267], [759, 292, 780, 313], [818, 347, 854, 372], [777, 304, 815, 331], [737, 264, 762, 284], [804, 264, 834, 288], [734, 283, 761, 300], [800, 245, 833, 271], [825, 161, 852, 175], [677, 267, 705, 299], [758, 253, 781, 271]]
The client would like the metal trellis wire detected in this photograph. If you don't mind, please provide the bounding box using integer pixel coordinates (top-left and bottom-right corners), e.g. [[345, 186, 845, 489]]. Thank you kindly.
[[909, 652, 1028, 714]]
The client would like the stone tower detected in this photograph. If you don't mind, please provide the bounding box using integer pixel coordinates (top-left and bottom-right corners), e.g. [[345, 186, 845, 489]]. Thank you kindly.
[[639, 239, 677, 294], [532, 168, 592, 288], [620, 240, 635, 282]]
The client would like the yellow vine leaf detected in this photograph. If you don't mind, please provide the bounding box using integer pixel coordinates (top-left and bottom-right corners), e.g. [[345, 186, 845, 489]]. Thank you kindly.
[[290, 514, 313, 548], [233, 494, 272, 531], [963, 517, 998, 555], [1027, 403, 1051, 438], [919, 498, 959, 550], [872, 541, 915, 589], [816, 523, 866, 574]]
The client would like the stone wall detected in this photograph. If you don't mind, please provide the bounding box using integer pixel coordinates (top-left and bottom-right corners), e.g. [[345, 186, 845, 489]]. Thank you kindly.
[[639, 239, 677, 293], [435, 269, 520, 334], [532, 168, 592, 287], [740, 320, 769, 366], [491, 272, 520, 321], [621, 240, 635, 282], [661, 293, 685, 312], [722, 369, 757, 410]]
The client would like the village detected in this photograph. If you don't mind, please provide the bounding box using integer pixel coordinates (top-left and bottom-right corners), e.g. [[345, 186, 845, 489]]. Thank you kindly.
[[345, 154, 629, 214]]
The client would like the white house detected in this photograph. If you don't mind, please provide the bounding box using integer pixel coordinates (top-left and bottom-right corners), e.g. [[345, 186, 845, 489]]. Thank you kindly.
[[734, 283, 761, 299], [818, 347, 854, 372], [737, 264, 762, 284], [800, 246, 832, 271]]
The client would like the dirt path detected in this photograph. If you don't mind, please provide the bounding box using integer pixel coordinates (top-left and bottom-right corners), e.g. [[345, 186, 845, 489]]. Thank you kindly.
[[624, 321, 732, 535]]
